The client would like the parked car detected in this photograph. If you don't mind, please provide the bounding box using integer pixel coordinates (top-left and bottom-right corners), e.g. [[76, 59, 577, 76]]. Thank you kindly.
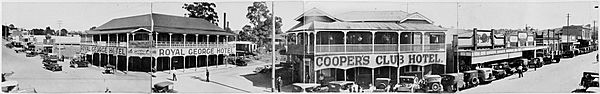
[[394, 76, 419, 92], [254, 65, 272, 73], [490, 64, 508, 78], [530, 57, 544, 68], [373, 78, 391, 92], [462, 70, 480, 88], [419, 75, 443, 92], [579, 71, 599, 90], [477, 68, 495, 83], [44, 63, 62, 71], [69, 58, 89, 68], [441, 73, 465, 92], [511, 59, 529, 72], [13, 47, 25, 53], [291, 83, 321, 92], [43, 53, 60, 63], [25, 51, 37, 57], [327, 81, 356, 92], [152, 81, 177, 93]]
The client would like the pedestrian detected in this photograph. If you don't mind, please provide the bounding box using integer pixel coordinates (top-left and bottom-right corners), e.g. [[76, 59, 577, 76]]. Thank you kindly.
[[517, 65, 524, 78], [172, 72, 177, 81], [206, 69, 210, 82], [276, 76, 282, 92]]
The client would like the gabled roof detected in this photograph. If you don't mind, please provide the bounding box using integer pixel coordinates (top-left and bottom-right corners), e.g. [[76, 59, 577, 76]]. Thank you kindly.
[[335, 10, 410, 22], [89, 13, 233, 35], [294, 8, 339, 22], [288, 21, 404, 32]]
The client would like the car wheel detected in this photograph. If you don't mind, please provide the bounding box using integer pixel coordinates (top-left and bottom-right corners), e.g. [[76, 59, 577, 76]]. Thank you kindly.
[[472, 78, 480, 86], [431, 83, 442, 91]]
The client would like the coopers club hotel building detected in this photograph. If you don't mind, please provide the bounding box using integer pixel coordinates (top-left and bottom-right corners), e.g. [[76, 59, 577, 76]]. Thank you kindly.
[[285, 8, 449, 87], [80, 13, 236, 72]]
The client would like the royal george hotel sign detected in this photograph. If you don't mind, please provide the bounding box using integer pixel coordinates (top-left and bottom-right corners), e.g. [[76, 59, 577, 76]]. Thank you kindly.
[[157, 47, 236, 56], [314, 53, 446, 70]]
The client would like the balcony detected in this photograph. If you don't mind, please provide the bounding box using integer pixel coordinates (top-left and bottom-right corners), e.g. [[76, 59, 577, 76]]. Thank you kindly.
[[315, 44, 345, 53], [346, 44, 373, 52], [399, 44, 423, 52], [374, 44, 397, 52]]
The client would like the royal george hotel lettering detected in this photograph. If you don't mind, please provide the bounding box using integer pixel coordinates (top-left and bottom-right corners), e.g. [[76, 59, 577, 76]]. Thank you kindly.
[[157, 47, 236, 56], [314, 53, 445, 70]]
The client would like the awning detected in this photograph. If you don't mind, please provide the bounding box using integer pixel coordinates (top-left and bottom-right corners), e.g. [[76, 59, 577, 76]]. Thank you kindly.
[[471, 52, 522, 64]]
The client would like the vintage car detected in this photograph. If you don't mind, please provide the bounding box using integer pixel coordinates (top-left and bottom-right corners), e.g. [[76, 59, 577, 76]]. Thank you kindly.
[[69, 58, 89, 68], [13, 47, 25, 53], [490, 64, 508, 78], [43, 53, 60, 63], [511, 59, 529, 72], [477, 68, 496, 82], [373, 78, 391, 92], [152, 81, 177, 93], [1, 80, 18, 93], [228, 56, 250, 66], [291, 83, 321, 92], [25, 51, 37, 57], [103, 65, 116, 74], [327, 81, 356, 92], [394, 76, 419, 92], [579, 71, 599, 90], [44, 63, 62, 71], [420, 75, 443, 92], [441, 73, 465, 92], [254, 65, 272, 73], [462, 70, 480, 88], [530, 57, 544, 68]]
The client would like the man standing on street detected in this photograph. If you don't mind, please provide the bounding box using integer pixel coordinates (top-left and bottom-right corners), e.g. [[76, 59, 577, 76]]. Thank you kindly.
[[517, 65, 524, 78], [172, 72, 177, 81], [206, 69, 210, 82], [276, 76, 282, 92]]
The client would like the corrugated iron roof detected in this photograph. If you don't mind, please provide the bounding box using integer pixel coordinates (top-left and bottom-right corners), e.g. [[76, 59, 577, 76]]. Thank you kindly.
[[335, 11, 409, 22], [289, 21, 404, 32], [90, 13, 232, 35], [294, 8, 339, 21], [398, 22, 445, 31]]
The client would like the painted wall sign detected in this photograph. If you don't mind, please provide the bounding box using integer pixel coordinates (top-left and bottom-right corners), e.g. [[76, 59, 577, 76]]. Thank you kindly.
[[128, 48, 156, 56], [157, 47, 236, 56], [313, 53, 445, 70]]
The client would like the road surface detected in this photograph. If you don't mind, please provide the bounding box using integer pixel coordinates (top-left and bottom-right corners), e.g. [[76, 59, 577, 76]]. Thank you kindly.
[[2, 46, 151, 93], [460, 51, 599, 93], [152, 58, 275, 93]]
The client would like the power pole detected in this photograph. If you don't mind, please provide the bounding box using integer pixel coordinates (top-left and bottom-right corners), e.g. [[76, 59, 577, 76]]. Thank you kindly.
[[567, 13, 571, 26]]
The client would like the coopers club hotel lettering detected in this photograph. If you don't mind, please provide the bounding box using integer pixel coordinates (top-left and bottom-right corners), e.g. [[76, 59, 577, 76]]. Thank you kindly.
[[314, 53, 445, 70]]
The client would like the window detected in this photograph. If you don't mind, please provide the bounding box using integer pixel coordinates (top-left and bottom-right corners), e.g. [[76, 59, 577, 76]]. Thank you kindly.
[[346, 31, 372, 44], [404, 65, 422, 73], [316, 31, 344, 44], [375, 32, 398, 44], [425, 32, 445, 44], [400, 32, 422, 44]]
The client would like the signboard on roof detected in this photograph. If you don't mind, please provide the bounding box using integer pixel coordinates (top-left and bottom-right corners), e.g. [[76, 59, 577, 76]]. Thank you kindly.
[[476, 32, 492, 46], [157, 45, 236, 56]]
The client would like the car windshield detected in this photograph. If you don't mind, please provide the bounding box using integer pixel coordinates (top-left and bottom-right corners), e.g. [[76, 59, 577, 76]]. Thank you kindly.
[[400, 78, 414, 83], [48, 55, 59, 59]]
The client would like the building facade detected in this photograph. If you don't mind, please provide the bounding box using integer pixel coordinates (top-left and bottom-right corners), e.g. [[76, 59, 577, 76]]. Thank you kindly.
[[285, 8, 448, 87], [81, 13, 236, 72]]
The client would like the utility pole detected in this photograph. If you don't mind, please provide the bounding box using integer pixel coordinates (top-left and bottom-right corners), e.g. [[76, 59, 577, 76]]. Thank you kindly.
[[567, 13, 571, 26], [271, 1, 276, 93]]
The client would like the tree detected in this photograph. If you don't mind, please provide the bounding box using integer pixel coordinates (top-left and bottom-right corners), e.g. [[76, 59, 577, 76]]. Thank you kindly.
[[238, 25, 258, 42], [59, 29, 68, 36], [182, 2, 219, 26], [245, 1, 283, 48], [89, 26, 97, 30], [31, 28, 46, 35], [45, 26, 55, 35]]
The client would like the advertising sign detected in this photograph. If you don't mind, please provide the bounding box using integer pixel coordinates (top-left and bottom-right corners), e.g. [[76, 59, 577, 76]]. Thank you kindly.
[[128, 48, 156, 56], [313, 53, 445, 70], [476, 32, 492, 46], [509, 36, 518, 42], [518, 33, 527, 39], [157, 47, 236, 56]]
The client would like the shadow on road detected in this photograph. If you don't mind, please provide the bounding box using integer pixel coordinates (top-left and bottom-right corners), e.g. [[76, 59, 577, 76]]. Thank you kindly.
[[571, 89, 596, 93], [189, 76, 252, 93], [241, 73, 272, 89]]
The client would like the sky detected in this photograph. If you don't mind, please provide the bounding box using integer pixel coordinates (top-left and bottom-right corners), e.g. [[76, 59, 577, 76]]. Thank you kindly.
[[2, 0, 598, 32]]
